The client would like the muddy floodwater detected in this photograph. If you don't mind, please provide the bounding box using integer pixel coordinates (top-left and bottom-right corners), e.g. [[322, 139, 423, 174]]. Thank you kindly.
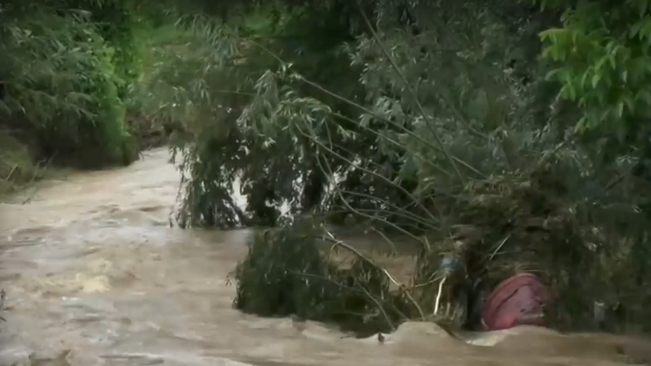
[[0, 148, 649, 366]]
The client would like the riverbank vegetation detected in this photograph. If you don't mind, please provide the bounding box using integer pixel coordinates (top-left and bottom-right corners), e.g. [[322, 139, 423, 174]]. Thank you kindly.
[[0, 0, 173, 193], [3, 0, 651, 336], [161, 0, 651, 335]]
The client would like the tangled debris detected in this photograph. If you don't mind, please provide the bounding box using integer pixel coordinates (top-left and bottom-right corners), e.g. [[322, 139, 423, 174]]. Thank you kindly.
[[230, 225, 415, 336], [231, 169, 651, 335]]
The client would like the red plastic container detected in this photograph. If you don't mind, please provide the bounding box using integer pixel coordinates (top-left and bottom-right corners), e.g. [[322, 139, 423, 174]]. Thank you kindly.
[[481, 273, 551, 331]]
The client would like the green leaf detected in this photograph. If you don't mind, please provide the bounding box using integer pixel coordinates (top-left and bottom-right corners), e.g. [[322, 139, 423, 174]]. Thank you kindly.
[[641, 20, 651, 40], [596, 57, 609, 71], [609, 54, 617, 69], [575, 116, 588, 133], [636, 89, 651, 104], [560, 84, 577, 100], [580, 71, 590, 87], [539, 28, 565, 41], [630, 20, 645, 38], [623, 94, 635, 112], [616, 100, 625, 117], [592, 73, 602, 88], [545, 68, 561, 80]]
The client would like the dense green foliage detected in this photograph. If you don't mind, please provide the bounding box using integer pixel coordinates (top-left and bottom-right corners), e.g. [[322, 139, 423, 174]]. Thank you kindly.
[[150, 0, 650, 333], [538, 0, 651, 165], [2, 0, 651, 335], [0, 1, 136, 170]]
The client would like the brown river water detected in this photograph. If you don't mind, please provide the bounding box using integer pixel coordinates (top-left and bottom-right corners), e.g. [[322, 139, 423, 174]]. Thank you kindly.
[[0, 148, 649, 366]]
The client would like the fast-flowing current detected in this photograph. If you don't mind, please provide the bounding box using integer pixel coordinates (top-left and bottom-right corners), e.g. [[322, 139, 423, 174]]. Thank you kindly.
[[0, 148, 649, 366]]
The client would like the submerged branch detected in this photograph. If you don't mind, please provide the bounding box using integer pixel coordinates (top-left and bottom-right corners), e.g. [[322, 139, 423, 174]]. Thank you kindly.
[[321, 228, 427, 320]]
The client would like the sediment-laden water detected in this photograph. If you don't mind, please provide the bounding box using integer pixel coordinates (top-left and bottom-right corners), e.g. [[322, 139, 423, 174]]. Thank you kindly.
[[0, 148, 648, 366]]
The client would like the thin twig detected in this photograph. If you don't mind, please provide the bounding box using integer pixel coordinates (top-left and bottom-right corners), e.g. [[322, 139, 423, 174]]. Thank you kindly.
[[5, 164, 17, 181], [298, 77, 483, 179], [289, 271, 406, 329], [412, 272, 444, 289], [314, 152, 429, 245], [340, 206, 438, 231], [488, 234, 511, 263], [356, 0, 466, 185], [301, 120, 441, 227], [434, 276, 447, 315], [357, 284, 396, 331], [340, 190, 440, 227], [325, 110, 457, 178], [369, 226, 399, 255], [241, 28, 482, 180], [321, 228, 426, 320]]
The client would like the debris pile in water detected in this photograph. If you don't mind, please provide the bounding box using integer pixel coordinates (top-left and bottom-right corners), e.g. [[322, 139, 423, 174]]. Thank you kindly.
[[230, 225, 414, 336], [231, 169, 651, 334], [411, 172, 602, 331]]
